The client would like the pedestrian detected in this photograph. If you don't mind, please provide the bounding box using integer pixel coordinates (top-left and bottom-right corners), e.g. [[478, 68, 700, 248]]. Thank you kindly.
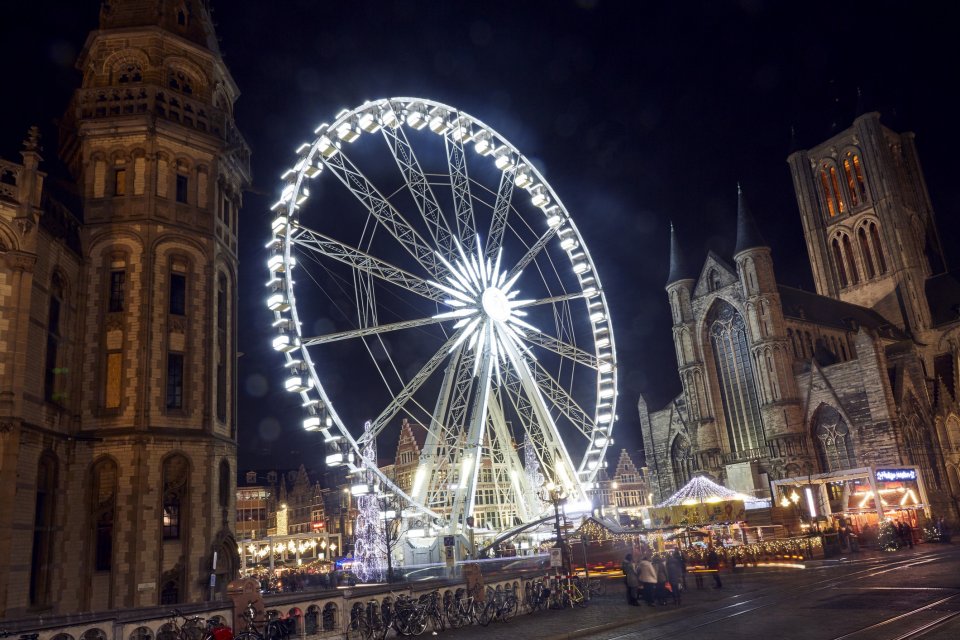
[[899, 521, 914, 548], [637, 553, 658, 606], [654, 557, 669, 605], [675, 548, 688, 589], [666, 551, 684, 605], [938, 517, 952, 544], [706, 546, 723, 589], [621, 553, 640, 605]]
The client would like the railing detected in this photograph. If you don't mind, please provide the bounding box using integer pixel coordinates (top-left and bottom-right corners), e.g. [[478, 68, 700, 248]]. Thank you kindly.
[[0, 569, 544, 640]]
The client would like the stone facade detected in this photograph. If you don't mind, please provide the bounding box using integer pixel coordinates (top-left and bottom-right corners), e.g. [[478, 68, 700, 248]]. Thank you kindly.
[[640, 114, 960, 524], [0, 0, 250, 616]]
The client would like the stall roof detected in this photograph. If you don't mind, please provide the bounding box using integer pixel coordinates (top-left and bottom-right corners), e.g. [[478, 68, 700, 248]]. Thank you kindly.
[[657, 475, 757, 507]]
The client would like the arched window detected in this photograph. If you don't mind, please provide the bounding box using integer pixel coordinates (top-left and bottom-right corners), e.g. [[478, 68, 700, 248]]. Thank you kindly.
[[842, 234, 859, 284], [709, 301, 766, 453], [219, 459, 231, 509], [902, 402, 941, 492], [848, 150, 869, 203], [820, 165, 837, 217], [117, 62, 142, 84], [858, 227, 875, 279], [820, 160, 847, 217], [216, 274, 228, 422], [832, 238, 848, 287], [31, 453, 58, 606], [45, 274, 66, 404], [91, 458, 117, 572], [708, 269, 721, 292], [162, 455, 190, 540], [670, 437, 693, 490], [843, 156, 860, 207], [813, 405, 856, 472], [868, 221, 887, 274]]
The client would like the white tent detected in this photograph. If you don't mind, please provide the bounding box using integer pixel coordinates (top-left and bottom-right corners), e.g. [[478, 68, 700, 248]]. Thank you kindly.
[[657, 475, 758, 507]]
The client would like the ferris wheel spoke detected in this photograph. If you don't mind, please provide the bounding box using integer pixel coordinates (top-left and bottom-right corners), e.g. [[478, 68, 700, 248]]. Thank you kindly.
[[520, 328, 599, 369], [320, 146, 447, 280], [292, 225, 447, 303], [445, 130, 477, 250], [487, 388, 534, 522], [529, 360, 597, 440], [380, 124, 458, 263], [497, 326, 586, 501], [366, 326, 467, 440], [504, 225, 561, 282], [512, 291, 586, 309], [485, 168, 515, 261], [301, 315, 450, 347]]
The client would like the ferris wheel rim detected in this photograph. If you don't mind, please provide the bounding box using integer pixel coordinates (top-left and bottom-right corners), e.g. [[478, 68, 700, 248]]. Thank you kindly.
[[266, 97, 619, 528]]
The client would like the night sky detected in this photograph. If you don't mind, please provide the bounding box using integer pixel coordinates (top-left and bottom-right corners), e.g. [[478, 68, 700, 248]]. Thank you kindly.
[[2, 1, 957, 475]]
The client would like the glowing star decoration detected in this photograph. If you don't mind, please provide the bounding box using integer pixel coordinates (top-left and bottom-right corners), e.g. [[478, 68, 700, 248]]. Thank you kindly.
[[430, 238, 538, 381]]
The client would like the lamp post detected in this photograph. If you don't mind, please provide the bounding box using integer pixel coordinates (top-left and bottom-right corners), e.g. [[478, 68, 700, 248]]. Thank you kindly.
[[542, 481, 568, 572], [378, 493, 402, 583]]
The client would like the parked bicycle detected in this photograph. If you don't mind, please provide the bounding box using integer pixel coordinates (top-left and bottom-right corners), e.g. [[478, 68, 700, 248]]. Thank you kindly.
[[235, 602, 292, 640], [478, 588, 519, 625]]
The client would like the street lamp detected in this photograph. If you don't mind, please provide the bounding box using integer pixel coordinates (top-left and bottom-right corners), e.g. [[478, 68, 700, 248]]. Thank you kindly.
[[542, 481, 568, 572]]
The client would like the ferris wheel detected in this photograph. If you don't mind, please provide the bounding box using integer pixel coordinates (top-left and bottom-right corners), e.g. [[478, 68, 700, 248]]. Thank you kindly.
[[266, 98, 618, 532]]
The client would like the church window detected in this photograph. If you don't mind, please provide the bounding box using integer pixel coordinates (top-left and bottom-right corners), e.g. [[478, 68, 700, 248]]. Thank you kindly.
[[670, 437, 693, 490], [168, 69, 193, 95], [869, 221, 887, 274], [162, 455, 189, 540], [813, 405, 856, 472], [829, 164, 846, 214], [175, 173, 188, 203], [219, 460, 231, 509], [709, 301, 766, 454], [166, 353, 184, 410], [832, 238, 848, 287], [30, 453, 57, 606], [842, 234, 859, 284], [109, 270, 125, 312], [858, 227, 875, 278], [708, 269, 721, 292], [91, 458, 117, 572], [45, 275, 65, 404], [169, 273, 186, 316], [117, 63, 142, 84], [216, 274, 228, 422], [850, 151, 868, 202], [114, 167, 126, 196]]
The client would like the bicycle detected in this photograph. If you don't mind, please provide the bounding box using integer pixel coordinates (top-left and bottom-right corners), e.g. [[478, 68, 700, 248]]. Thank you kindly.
[[446, 592, 482, 628], [1, 632, 39, 640], [235, 603, 291, 640], [160, 610, 207, 640], [478, 588, 519, 625], [350, 599, 388, 640], [527, 580, 551, 613]]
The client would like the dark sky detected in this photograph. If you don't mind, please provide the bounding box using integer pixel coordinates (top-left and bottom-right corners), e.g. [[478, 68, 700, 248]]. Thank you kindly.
[[3, 1, 957, 474]]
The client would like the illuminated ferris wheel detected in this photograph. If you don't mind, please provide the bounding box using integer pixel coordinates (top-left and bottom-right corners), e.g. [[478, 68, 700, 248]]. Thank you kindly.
[[266, 98, 618, 533]]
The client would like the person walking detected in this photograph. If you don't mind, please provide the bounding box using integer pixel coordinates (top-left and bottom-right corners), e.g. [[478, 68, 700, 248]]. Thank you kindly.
[[637, 553, 658, 606], [706, 546, 723, 589], [654, 557, 670, 605], [666, 551, 684, 605], [621, 553, 640, 605]]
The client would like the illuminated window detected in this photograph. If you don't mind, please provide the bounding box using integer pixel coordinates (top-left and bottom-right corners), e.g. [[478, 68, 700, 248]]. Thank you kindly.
[[851, 152, 868, 202], [114, 168, 126, 196], [820, 166, 837, 217]]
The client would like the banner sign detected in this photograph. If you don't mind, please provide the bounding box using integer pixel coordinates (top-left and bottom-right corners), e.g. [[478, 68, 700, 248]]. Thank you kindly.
[[875, 468, 917, 482], [648, 500, 746, 528]]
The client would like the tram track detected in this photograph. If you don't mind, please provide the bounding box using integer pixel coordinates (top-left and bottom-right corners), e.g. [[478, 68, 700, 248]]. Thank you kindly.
[[827, 593, 960, 640], [584, 549, 960, 640]]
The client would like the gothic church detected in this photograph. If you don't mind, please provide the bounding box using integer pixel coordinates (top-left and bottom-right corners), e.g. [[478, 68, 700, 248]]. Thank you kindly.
[[639, 112, 960, 523], [0, 1, 248, 616]]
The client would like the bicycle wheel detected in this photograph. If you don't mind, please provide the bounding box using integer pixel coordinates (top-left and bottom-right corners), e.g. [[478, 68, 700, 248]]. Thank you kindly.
[[503, 596, 519, 620], [234, 631, 264, 640], [574, 586, 588, 608], [591, 579, 606, 597], [447, 603, 465, 629], [477, 601, 495, 627]]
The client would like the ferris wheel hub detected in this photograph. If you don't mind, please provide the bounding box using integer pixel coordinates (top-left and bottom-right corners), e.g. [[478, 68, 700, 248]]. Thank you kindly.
[[481, 287, 512, 322]]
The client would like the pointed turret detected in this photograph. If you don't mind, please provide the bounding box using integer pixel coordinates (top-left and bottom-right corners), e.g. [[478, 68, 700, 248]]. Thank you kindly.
[[666, 222, 694, 286], [734, 184, 767, 255]]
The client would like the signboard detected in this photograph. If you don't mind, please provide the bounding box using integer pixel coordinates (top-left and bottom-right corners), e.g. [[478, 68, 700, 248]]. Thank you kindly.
[[876, 468, 917, 482], [648, 500, 746, 528], [549, 547, 563, 568], [444, 545, 455, 568], [443, 535, 455, 547]]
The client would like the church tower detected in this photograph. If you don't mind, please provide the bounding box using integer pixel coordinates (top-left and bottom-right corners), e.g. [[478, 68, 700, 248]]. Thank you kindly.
[[10, 0, 249, 613], [787, 112, 944, 337], [731, 188, 809, 475]]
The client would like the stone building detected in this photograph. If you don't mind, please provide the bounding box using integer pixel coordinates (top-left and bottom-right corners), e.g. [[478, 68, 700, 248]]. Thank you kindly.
[[0, 0, 249, 616], [640, 113, 960, 525]]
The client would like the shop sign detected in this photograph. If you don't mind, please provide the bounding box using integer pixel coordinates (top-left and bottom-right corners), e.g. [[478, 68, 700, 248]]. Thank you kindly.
[[875, 468, 917, 482]]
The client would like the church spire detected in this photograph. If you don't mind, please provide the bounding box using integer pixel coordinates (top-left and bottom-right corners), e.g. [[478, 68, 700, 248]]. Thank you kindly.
[[734, 183, 767, 255], [666, 221, 693, 286]]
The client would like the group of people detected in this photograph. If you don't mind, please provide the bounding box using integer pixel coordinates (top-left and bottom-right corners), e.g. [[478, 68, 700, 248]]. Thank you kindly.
[[620, 549, 687, 607]]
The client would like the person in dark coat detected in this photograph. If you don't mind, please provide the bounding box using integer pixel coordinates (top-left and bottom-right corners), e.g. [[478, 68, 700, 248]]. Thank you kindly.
[[621, 553, 640, 605], [706, 546, 723, 588], [666, 552, 684, 605]]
